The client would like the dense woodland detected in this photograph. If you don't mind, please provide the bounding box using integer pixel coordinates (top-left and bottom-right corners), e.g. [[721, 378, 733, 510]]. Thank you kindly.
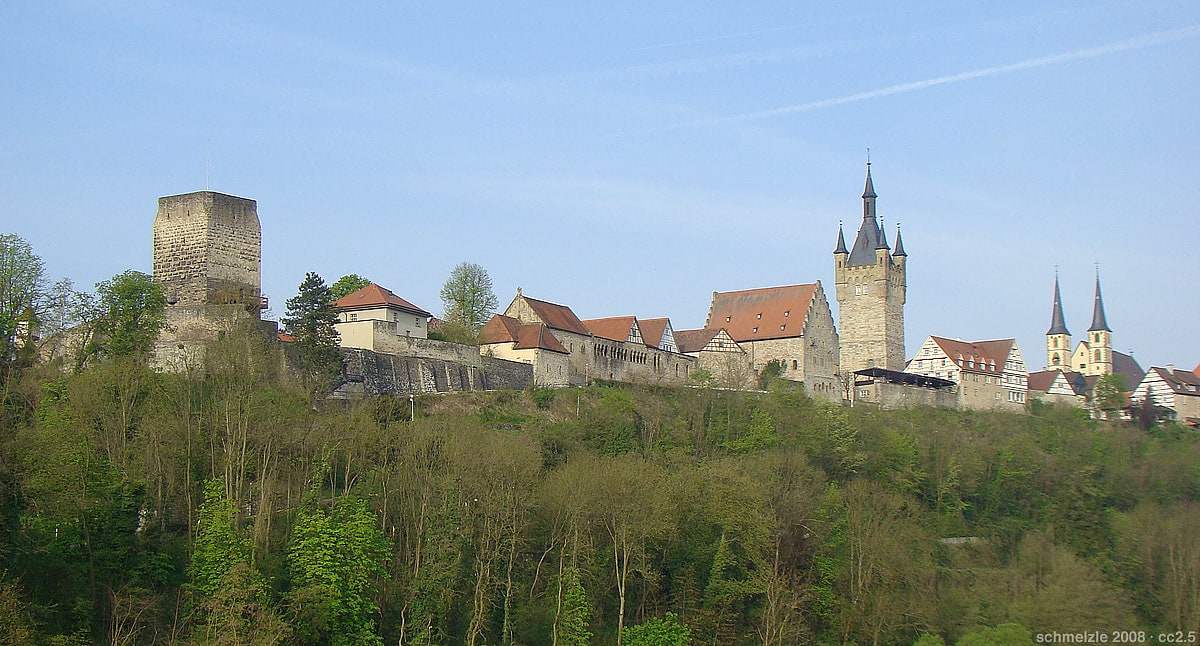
[[1, 324, 1199, 645]]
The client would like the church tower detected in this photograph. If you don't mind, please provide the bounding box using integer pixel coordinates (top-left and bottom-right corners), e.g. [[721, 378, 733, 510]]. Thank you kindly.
[[1046, 272, 1071, 369], [834, 161, 907, 374], [1083, 271, 1113, 376]]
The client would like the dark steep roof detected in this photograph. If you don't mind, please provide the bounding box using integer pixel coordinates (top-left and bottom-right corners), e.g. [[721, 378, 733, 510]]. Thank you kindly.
[[1089, 274, 1111, 332], [847, 217, 883, 266], [892, 225, 906, 257], [1047, 275, 1070, 335], [834, 224, 848, 254], [1113, 351, 1144, 386]]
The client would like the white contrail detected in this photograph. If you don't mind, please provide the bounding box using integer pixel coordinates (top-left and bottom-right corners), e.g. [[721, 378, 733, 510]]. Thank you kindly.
[[691, 24, 1200, 127]]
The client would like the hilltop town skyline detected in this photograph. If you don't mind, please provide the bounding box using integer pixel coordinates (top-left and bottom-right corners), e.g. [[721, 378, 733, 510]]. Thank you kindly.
[[3, 2, 1197, 370]]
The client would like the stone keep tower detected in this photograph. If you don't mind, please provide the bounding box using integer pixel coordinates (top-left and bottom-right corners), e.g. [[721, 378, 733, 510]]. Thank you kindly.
[[834, 163, 907, 374], [153, 191, 261, 309], [152, 191, 262, 369]]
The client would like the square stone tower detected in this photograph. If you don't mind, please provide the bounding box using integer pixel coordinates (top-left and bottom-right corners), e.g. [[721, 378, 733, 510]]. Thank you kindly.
[[153, 191, 261, 309], [152, 191, 264, 369], [833, 163, 907, 375]]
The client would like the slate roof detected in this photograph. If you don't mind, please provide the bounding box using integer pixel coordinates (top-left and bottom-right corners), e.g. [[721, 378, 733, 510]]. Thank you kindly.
[[833, 225, 848, 254], [1089, 275, 1111, 332], [638, 318, 671, 349], [706, 284, 817, 343], [1112, 351, 1144, 386], [1047, 276, 1070, 335], [675, 328, 721, 353], [582, 316, 639, 343], [847, 216, 884, 267], [1148, 366, 1200, 396], [333, 283, 432, 318], [518, 295, 590, 335], [892, 225, 907, 257]]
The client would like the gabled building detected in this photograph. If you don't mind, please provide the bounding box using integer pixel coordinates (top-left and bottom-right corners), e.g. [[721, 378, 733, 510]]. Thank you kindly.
[[639, 318, 678, 354], [1027, 369, 1087, 407], [905, 336, 1028, 411], [333, 283, 433, 349], [675, 327, 755, 389], [479, 314, 571, 386], [704, 282, 839, 400], [1131, 366, 1200, 427], [491, 289, 694, 386]]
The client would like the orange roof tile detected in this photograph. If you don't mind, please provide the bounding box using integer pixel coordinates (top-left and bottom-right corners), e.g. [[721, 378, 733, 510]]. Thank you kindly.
[[706, 284, 816, 342], [334, 283, 432, 318], [277, 332, 296, 343], [514, 324, 570, 354], [520, 295, 590, 335], [639, 318, 670, 348], [480, 314, 522, 344], [583, 316, 639, 343]]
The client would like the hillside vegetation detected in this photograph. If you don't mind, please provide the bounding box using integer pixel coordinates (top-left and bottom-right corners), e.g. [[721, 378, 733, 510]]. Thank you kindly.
[[1, 328, 1197, 645]]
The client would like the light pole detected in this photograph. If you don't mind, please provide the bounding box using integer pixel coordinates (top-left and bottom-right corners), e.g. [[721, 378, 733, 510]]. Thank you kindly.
[[409, 394, 414, 421]]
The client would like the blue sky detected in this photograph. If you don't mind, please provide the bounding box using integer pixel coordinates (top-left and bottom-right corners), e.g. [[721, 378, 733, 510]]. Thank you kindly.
[[3, 1, 1198, 372]]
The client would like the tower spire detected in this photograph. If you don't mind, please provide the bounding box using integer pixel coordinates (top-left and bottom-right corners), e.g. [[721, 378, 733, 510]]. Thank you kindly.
[[834, 220, 848, 254], [1047, 271, 1070, 335], [892, 222, 906, 257], [1088, 268, 1111, 332]]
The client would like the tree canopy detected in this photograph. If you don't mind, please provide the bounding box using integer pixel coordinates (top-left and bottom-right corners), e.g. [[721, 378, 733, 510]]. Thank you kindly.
[[283, 272, 342, 386], [0, 234, 46, 362], [89, 270, 167, 359], [439, 261, 498, 342], [329, 274, 371, 300]]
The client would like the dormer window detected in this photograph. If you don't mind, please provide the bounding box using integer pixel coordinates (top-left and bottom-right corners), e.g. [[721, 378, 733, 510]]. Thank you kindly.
[[784, 310, 790, 317], [752, 327, 758, 334], [726, 316, 731, 323], [756, 313, 762, 319]]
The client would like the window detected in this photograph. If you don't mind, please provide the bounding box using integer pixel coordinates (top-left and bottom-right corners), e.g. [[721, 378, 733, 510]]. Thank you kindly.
[[415, 317, 421, 327], [859, 389, 870, 398], [752, 327, 758, 333], [756, 313, 762, 319], [350, 313, 358, 321], [855, 285, 861, 296], [726, 316, 731, 323], [792, 360, 798, 370]]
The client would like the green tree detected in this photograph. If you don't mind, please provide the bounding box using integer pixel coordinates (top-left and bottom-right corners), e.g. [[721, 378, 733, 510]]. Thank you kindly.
[[189, 479, 248, 599], [556, 566, 592, 646], [283, 272, 342, 386], [622, 612, 691, 646], [438, 262, 498, 343], [329, 274, 371, 300], [955, 623, 1033, 646], [89, 270, 167, 359], [0, 234, 46, 365], [1092, 372, 1129, 418], [287, 492, 390, 646]]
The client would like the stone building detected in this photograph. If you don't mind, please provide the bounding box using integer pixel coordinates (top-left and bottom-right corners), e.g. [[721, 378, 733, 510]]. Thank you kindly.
[[834, 163, 907, 374], [704, 282, 840, 400], [905, 336, 1028, 411], [479, 314, 572, 387], [850, 367, 956, 409], [482, 289, 695, 386], [151, 190, 265, 369]]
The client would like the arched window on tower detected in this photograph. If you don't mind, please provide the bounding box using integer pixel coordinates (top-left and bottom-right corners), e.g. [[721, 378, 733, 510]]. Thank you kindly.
[[1094, 349, 1102, 362]]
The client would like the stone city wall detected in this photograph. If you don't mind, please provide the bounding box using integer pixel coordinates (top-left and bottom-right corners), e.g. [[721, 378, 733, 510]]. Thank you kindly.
[[334, 348, 533, 398]]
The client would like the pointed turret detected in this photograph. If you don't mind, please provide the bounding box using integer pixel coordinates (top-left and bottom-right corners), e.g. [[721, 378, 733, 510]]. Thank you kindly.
[[875, 218, 890, 250], [1088, 272, 1111, 332], [1047, 274, 1070, 335], [834, 222, 848, 254], [892, 223, 907, 257], [848, 162, 883, 266]]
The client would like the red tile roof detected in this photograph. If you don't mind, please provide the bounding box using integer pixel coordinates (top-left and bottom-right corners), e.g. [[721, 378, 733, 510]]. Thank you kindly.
[[480, 314, 569, 354], [1150, 366, 1200, 396], [1194, 362, 1200, 379], [675, 328, 721, 353], [277, 332, 297, 343], [928, 336, 1011, 374], [583, 316, 639, 343], [1027, 370, 1061, 392], [514, 324, 569, 354], [520, 295, 590, 335], [334, 283, 432, 318], [639, 318, 670, 349], [481, 314, 522, 344], [706, 284, 816, 342]]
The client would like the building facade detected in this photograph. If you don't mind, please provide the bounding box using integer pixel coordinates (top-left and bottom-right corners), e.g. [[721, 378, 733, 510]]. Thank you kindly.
[[333, 282, 433, 346], [834, 163, 907, 375], [704, 282, 840, 399], [905, 336, 1028, 411]]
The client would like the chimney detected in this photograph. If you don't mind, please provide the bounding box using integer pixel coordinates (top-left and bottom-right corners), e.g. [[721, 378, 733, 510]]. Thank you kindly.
[[1166, 364, 1174, 375]]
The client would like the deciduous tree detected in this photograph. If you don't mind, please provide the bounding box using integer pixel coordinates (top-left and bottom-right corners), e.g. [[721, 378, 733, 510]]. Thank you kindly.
[[0, 234, 45, 366], [439, 262, 498, 343], [330, 274, 371, 300]]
